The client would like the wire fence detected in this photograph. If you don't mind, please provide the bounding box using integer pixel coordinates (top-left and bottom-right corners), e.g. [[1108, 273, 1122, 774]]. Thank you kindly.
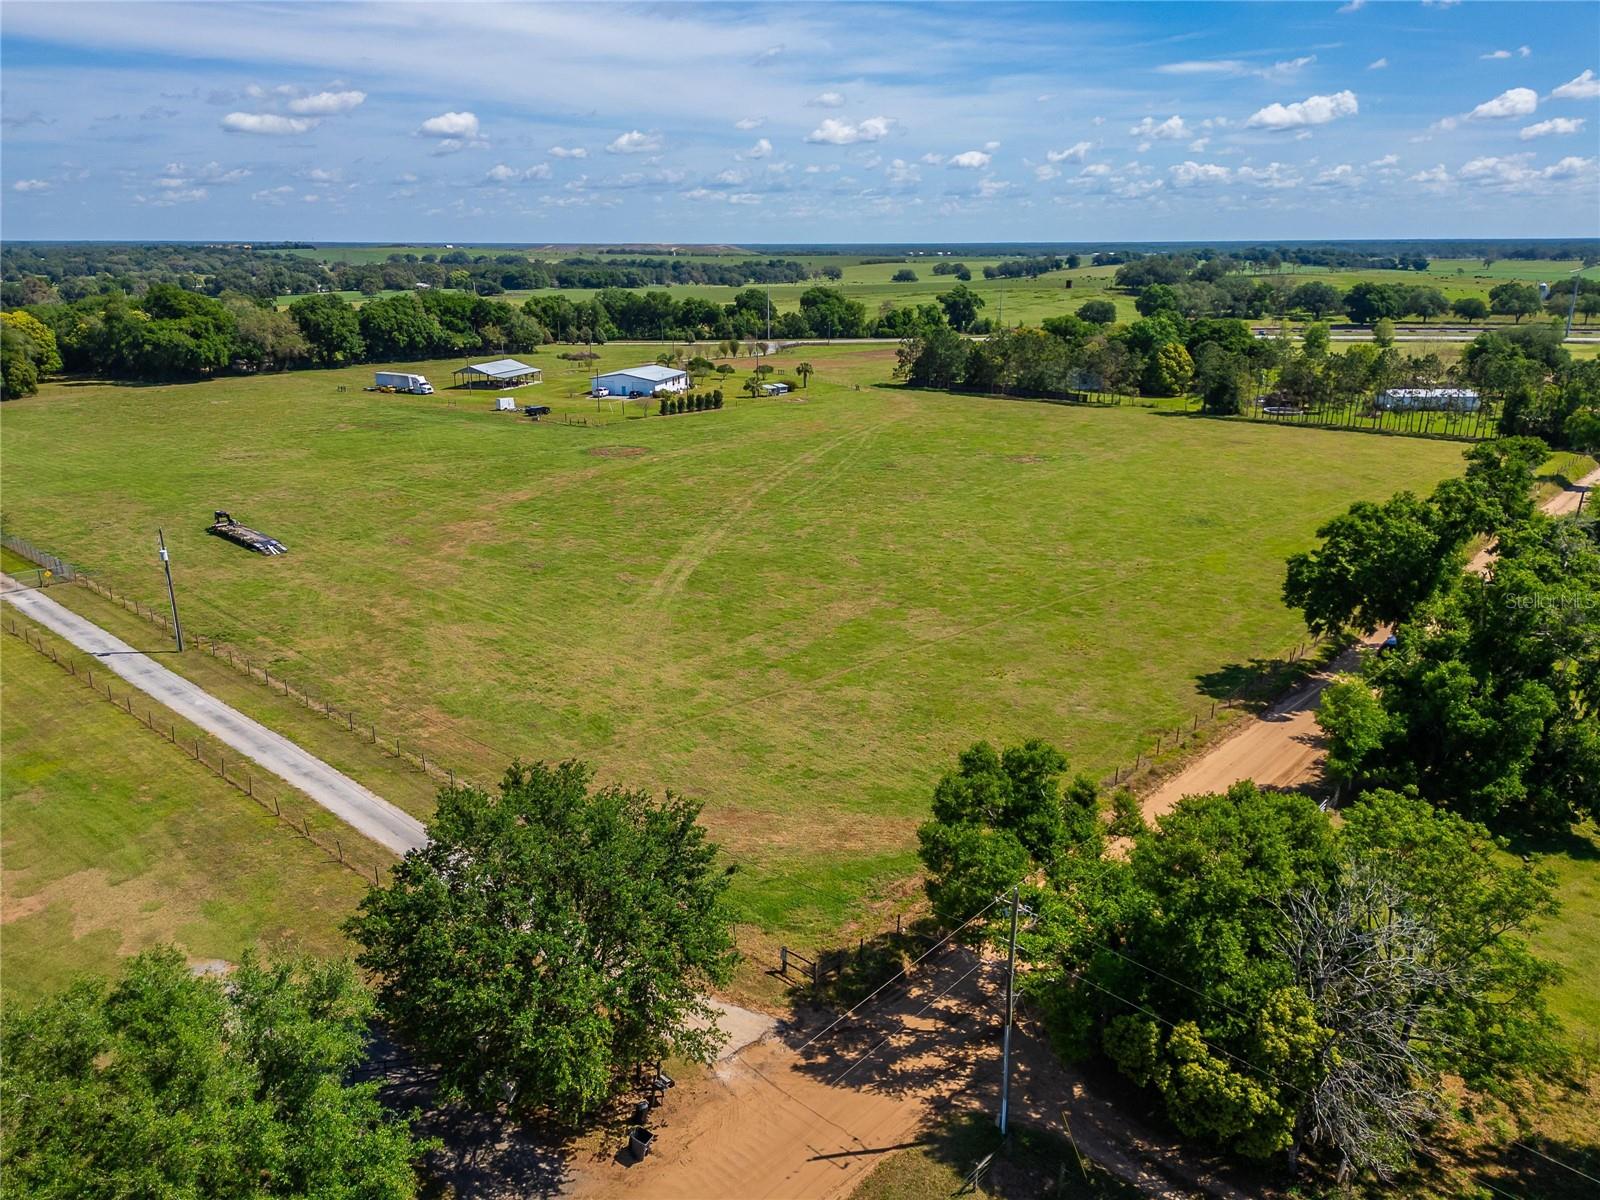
[[1240, 394, 1502, 442], [1, 530, 79, 580], [2, 613, 393, 888], [1100, 634, 1332, 793]]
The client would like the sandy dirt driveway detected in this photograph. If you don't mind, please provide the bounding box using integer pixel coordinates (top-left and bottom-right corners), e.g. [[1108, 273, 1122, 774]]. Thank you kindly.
[[570, 946, 1246, 1200], [1144, 466, 1599, 817]]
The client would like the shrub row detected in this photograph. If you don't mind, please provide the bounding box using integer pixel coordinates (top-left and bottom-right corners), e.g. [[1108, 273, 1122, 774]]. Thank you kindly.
[[659, 390, 724, 416]]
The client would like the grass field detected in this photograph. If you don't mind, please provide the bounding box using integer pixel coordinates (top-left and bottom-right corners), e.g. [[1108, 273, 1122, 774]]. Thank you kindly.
[[0, 345, 1471, 945], [0, 619, 366, 1006], [275, 246, 1594, 335]]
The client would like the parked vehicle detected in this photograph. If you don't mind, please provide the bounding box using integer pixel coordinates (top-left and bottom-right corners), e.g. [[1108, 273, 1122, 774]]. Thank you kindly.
[[374, 371, 434, 395]]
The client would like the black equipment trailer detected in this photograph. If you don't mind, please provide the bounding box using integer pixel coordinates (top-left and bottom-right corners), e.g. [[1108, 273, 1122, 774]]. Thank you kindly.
[[207, 510, 287, 555]]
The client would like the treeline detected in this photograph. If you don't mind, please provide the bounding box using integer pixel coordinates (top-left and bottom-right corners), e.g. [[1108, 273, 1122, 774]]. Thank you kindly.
[[1, 286, 546, 388], [1113, 256, 1600, 325], [0, 242, 833, 306], [895, 297, 1600, 449], [3, 282, 965, 390], [1, 243, 330, 306]]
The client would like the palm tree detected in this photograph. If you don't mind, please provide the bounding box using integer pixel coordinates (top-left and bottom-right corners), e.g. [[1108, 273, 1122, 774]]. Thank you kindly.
[[796, 362, 814, 389], [742, 376, 763, 399]]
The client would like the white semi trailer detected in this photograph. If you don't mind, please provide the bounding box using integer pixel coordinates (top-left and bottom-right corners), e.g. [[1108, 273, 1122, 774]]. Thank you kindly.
[[373, 371, 434, 395]]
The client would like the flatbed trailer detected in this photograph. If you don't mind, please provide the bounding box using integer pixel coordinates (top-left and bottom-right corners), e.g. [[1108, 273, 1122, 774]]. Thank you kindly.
[[207, 510, 287, 555]]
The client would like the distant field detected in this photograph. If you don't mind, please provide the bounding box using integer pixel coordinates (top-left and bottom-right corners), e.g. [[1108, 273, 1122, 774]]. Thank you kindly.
[[0, 346, 1470, 942], [275, 250, 1592, 334], [0, 622, 365, 1005]]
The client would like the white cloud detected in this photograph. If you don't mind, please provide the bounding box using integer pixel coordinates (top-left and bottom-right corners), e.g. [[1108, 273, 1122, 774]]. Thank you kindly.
[[1046, 141, 1093, 163], [1467, 87, 1538, 119], [740, 137, 773, 160], [1481, 49, 1513, 60], [299, 166, 340, 183], [1521, 117, 1585, 139], [1261, 56, 1316, 82], [948, 149, 991, 169], [1129, 114, 1189, 140], [251, 185, 296, 205], [919, 152, 945, 165], [1408, 164, 1451, 184], [1156, 60, 1247, 76], [1188, 137, 1210, 152], [1156, 55, 1313, 82], [977, 177, 1012, 199], [1314, 163, 1363, 186], [1169, 160, 1230, 186], [734, 117, 764, 130], [1034, 164, 1059, 181], [1368, 153, 1400, 167], [1079, 163, 1112, 177], [1551, 69, 1600, 101], [1338, 0, 1366, 11], [548, 145, 586, 158], [607, 129, 661, 154], [12, 178, 52, 192], [886, 158, 920, 184], [197, 161, 249, 184], [1236, 162, 1300, 188], [1246, 90, 1358, 130], [1457, 152, 1595, 189], [804, 116, 893, 145], [286, 89, 365, 115], [222, 112, 318, 135], [484, 162, 550, 183], [418, 111, 480, 138], [1368, 57, 1389, 70], [809, 91, 846, 108]]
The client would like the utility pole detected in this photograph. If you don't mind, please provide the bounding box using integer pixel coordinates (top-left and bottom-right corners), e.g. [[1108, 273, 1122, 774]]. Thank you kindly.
[[766, 287, 772, 346], [997, 883, 1020, 1137], [157, 528, 183, 652]]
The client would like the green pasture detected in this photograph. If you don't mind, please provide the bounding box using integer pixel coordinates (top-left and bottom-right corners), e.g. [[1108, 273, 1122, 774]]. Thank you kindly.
[[0, 624, 365, 1006], [0, 345, 1471, 942]]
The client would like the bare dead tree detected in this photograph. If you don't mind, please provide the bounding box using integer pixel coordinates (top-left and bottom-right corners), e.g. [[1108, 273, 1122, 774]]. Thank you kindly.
[[1275, 863, 1469, 1182]]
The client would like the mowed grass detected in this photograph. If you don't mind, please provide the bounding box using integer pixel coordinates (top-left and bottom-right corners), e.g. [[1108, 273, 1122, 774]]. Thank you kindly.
[[0, 627, 366, 1006], [0, 348, 1468, 940]]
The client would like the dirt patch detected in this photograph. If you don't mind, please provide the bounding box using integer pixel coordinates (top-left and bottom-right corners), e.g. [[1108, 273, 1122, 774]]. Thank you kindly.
[[589, 446, 653, 459], [1008, 454, 1049, 465]]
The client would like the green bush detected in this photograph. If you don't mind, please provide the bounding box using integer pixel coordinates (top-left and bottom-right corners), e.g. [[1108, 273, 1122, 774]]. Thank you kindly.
[[658, 396, 669, 416], [712, 393, 724, 410]]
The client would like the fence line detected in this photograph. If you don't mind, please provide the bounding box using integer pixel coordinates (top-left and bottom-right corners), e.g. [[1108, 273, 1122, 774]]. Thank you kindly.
[[3, 613, 390, 888], [1100, 635, 1330, 793], [1, 530, 79, 580], [50, 567, 482, 795], [1240, 395, 1501, 442]]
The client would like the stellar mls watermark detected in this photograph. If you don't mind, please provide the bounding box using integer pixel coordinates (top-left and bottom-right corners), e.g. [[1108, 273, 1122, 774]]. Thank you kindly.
[[1500, 591, 1596, 614]]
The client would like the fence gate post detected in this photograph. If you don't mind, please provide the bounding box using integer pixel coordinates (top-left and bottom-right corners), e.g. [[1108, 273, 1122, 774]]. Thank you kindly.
[[780, 946, 788, 976]]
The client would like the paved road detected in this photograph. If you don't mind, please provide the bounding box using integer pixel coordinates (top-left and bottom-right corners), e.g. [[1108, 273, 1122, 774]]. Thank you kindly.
[[0, 574, 426, 856], [1144, 466, 1600, 813]]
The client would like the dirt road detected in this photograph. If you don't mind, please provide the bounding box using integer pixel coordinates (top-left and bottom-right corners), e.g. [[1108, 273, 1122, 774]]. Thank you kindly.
[[0, 573, 427, 856], [1144, 466, 1599, 816], [571, 947, 1246, 1200]]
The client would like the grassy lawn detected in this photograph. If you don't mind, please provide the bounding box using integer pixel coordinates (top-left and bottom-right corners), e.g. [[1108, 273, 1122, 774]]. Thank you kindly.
[[0, 621, 367, 1007], [0, 348, 1469, 945]]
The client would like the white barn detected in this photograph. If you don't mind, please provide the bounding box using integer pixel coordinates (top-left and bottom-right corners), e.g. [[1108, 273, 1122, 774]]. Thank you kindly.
[[594, 364, 689, 397]]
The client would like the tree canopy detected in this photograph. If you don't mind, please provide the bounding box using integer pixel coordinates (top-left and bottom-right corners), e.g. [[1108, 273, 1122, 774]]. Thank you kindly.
[[0, 948, 428, 1199], [347, 760, 738, 1122]]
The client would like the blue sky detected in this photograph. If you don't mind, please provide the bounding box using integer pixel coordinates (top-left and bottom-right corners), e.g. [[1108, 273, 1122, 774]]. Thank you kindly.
[[2, 1, 1597, 242]]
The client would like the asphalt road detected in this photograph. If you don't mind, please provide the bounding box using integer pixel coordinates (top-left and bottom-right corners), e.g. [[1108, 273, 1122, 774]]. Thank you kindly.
[[0, 574, 427, 856]]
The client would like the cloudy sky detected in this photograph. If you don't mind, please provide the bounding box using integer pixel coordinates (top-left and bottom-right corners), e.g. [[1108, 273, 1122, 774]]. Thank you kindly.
[[2, 0, 1597, 242]]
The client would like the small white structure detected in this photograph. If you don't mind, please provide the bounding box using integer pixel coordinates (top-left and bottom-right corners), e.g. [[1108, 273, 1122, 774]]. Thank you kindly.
[[454, 358, 543, 389], [494, 396, 517, 411], [761, 382, 789, 396], [593, 364, 689, 397], [1376, 387, 1480, 413]]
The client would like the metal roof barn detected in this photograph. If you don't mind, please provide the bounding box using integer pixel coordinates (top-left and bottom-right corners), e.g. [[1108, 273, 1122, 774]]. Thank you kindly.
[[594, 365, 690, 396], [453, 358, 543, 388]]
